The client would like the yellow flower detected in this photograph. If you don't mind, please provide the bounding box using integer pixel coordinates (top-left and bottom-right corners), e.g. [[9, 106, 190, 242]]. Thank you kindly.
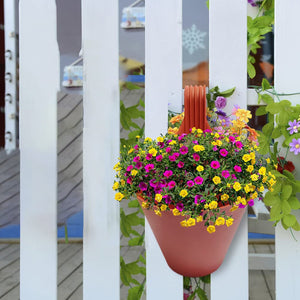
[[244, 184, 251, 193], [197, 215, 203, 222], [226, 218, 234, 227], [262, 176, 267, 183], [160, 204, 167, 211], [209, 201, 218, 210], [168, 127, 179, 135], [227, 183, 231, 188], [141, 201, 149, 208], [193, 145, 205, 152], [235, 109, 252, 123], [216, 140, 222, 146], [131, 169, 138, 176], [144, 137, 152, 142], [169, 140, 176, 145], [196, 165, 204, 172], [259, 185, 265, 192], [115, 192, 124, 201], [155, 194, 162, 202], [204, 204, 209, 209], [233, 182, 241, 191], [251, 159, 256, 165], [230, 205, 238, 212], [215, 217, 225, 226], [191, 127, 197, 133], [246, 165, 254, 173], [249, 152, 255, 160], [180, 189, 188, 198], [112, 182, 119, 190], [221, 194, 229, 201], [180, 220, 188, 227], [242, 154, 251, 162], [155, 209, 161, 216], [251, 192, 258, 199], [213, 176, 221, 185], [187, 218, 196, 227], [113, 162, 120, 170], [172, 208, 181, 216], [157, 136, 164, 142], [258, 167, 266, 176], [128, 148, 134, 154], [197, 129, 203, 134], [136, 135, 140, 139], [120, 179, 125, 186], [149, 148, 157, 157], [207, 225, 216, 234], [266, 158, 271, 164], [251, 174, 259, 181]]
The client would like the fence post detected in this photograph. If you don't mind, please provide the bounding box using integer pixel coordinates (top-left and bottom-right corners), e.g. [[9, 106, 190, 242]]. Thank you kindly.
[[274, 1, 300, 298], [145, 0, 183, 299], [19, 0, 59, 299], [82, 0, 120, 299], [209, 1, 248, 299]]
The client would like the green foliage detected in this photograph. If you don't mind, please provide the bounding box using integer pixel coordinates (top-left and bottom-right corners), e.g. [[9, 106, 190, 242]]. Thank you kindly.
[[255, 79, 300, 231]]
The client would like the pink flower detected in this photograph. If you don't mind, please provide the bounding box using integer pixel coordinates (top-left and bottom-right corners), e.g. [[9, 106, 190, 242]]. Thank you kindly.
[[156, 155, 163, 162], [248, 199, 254, 206], [134, 145, 139, 150], [194, 176, 204, 185], [135, 162, 142, 169], [166, 147, 172, 153], [194, 195, 201, 204], [168, 181, 176, 189], [211, 161, 220, 169], [229, 136, 235, 143], [169, 154, 176, 162], [180, 146, 189, 155], [235, 141, 243, 149], [133, 156, 140, 162], [126, 165, 133, 172], [193, 153, 200, 161], [145, 164, 154, 173], [127, 177, 132, 184], [220, 149, 228, 157], [146, 153, 153, 160], [213, 146, 218, 151], [187, 180, 194, 187], [139, 182, 147, 191], [177, 161, 184, 168], [234, 165, 242, 172], [231, 174, 237, 179], [221, 170, 230, 178], [164, 170, 173, 178]]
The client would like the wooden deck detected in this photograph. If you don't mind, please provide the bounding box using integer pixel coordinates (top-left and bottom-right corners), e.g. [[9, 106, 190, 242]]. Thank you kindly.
[[0, 240, 275, 300]]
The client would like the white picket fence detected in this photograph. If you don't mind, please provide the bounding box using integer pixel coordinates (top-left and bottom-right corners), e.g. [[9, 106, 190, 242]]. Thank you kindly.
[[17, 0, 300, 299]]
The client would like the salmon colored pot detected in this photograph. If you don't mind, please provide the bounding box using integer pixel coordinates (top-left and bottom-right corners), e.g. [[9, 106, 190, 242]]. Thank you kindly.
[[137, 195, 246, 277]]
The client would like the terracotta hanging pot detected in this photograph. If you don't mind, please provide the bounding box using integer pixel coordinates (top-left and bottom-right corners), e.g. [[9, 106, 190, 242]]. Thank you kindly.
[[137, 195, 246, 277]]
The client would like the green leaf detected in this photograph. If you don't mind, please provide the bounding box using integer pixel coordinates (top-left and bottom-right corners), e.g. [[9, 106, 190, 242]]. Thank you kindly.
[[266, 102, 281, 114], [263, 193, 279, 207], [126, 261, 143, 275], [269, 202, 283, 221], [139, 254, 146, 265], [255, 106, 267, 116], [257, 132, 271, 155], [262, 78, 271, 90], [125, 82, 141, 90], [128, 235, 144, 246], [261, 94, 274, 105], [247, 59, 256, 79], [196, 288, 209, 300], [271, 127, 282, 139], [281, 200, 291, 214], [283, 214, 297, 227], [262, 122, 274, 136], [287, 196, 300, 210], [126, 211, 145, 226], [218, 87, 236, 98], [128, 285, 143, 300], [128, 199, 140, 208], [200, 275, 211, 284], [292, 221, 300, 231], [292, 180, 300, 193], [281, 185, 293, 201]]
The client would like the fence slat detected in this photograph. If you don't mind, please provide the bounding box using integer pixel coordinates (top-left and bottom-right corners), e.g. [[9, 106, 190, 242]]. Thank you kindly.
[[145, 0, 183, 299], [82, 1, 120, 299], [209, 1, 248, 299], [275, 1, 300, 299], [19, 1, 59, 299]]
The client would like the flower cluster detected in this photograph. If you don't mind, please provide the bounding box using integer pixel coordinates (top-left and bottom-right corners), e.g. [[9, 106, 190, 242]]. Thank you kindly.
[[287, 118, 300, 155], [114, 110, 274, 233]]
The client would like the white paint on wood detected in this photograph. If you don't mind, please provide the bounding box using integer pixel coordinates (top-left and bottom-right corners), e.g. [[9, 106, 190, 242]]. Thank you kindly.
[[81, 1, 120, 299], [275, 1, 300, 298], [19, 1, 59, 299], [209, 1, 248, 299], [145, 0, 183, 299], [4, 0, 18, 151]]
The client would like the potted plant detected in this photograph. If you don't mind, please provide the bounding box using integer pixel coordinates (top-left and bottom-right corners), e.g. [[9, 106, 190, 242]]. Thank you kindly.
[[113, 86, 273, 277]]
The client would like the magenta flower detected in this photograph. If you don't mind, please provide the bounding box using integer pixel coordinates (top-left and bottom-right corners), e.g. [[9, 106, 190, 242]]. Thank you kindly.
[[178, 134, 186, 141], [211, 160, 220, 169], [238, 203, 246, 208], [220, 148, 228, 157], [234, 165, 242, 172], [194, 176, 204, 185], [169, 154, 176, 162], [221, 170, 230, 178], [194, 195, 201, 204], [135, 161, 142, 169], [133, 156, 140, 162], [213, 146, 218, 151], [139, 182, 148, 191], [180, 146, 189, 155], [145, 164, 154, 172], [248, 199, 254, 207], [193, 153, 200, 161], [166, 147, 172, 153], [127, 177, 133, 184], [287, 120, 300, 135], [168, 181, 176, 189], [163, 195, 172, 204], [134, 145, 139, 150], [229, 136, 235, 143], [235, 141, 243, 149], [146, 153, 153, 160], [164, 170, 173, 178], [176, 203, 184, 211], [174, 152, 180, 159], [290, 138, 300, 155], [231, 174, 237, 179], [126, 165, 133, 172], [177, 161, 184, 168], [187, 180, 194, 187], [215, 96, 227, 109], [156, 155, 163, 162]]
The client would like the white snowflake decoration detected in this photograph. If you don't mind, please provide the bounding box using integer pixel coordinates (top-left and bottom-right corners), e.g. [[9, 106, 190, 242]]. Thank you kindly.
[[182, 24, 207, 55]]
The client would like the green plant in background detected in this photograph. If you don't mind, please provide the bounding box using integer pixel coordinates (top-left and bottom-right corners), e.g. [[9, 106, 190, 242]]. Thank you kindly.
[[254, 79, 300, 231], [119, 82, 146, 299], [247, 0, 274, 78]]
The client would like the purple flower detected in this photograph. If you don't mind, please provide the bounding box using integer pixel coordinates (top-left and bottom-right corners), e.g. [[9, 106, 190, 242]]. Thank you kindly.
[[146, 153, 153, 160], [135, 161, 142, 169], [187, 180, 194, 187], [220, 148, 228, 157], [164, 170, 173, 178], [215, 96, 227, 109], [177, 161, 184, 168], [158, 142, 165, 148], [180, 146, 189, 155], [221, 170, 230, 178], [211, 160, 220, 169], [238, 203, 246, 208], [216, 110, 226, 117], [154, 187, 162, 194], [149, 179, 158, 187], [163, 195, 172, 204], [194, 176, 204, 185], [287, 120, 300, 135], [133, 156, 140, 162], [248, 199, 254, 207], [139, 182, 148, 191], [168, 181, 176, 189], [156, 155, 163, 162], [194, 195, 201, 204], [176, 203, 184, 211], [290, 138, 300, 155], [248, 0, 258, 7], [160, 180, 167, 187]]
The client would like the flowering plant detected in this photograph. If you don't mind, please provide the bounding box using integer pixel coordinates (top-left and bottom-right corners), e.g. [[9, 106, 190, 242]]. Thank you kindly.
[[114, 100, 274, 233]]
